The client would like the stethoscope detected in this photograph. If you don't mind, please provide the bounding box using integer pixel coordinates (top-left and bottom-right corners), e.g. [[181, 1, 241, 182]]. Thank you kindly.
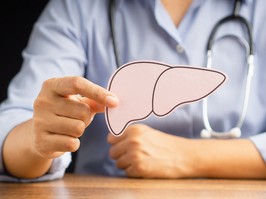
[[201, 0, 254, 139], [108, 0, 254, 139]]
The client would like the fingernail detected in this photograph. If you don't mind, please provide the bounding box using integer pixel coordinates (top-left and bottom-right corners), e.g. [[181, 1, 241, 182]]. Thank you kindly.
[[106, 95, 119, 107]]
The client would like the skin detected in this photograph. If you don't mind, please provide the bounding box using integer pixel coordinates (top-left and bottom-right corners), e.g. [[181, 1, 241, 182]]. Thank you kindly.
[[161, 0, 193, 26], [108, 124, 266, 179], [3, 77, 119, 178], [3, 0, 266, 179]]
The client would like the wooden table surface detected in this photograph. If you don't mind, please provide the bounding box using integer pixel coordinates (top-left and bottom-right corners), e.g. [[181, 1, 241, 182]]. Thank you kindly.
[[1, 174, 266, 199]]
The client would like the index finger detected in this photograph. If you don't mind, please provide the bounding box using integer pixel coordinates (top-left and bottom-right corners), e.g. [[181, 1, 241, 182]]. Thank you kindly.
[[46, 76, 119, 107]]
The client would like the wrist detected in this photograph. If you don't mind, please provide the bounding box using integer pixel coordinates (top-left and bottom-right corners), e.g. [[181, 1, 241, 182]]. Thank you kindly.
[[171, 138, 215, 178], [183, 139, 208, 178], [170, 137, 206, 178], [3, 120, 53, 179], [187, 139, 210, 178]]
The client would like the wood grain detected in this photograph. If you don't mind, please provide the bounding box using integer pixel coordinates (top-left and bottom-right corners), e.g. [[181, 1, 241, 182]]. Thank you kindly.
[[1, 174, 266, 199]]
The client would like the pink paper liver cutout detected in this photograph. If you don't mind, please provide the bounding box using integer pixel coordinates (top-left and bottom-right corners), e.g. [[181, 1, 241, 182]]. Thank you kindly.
[[105, 61, 226, 136]]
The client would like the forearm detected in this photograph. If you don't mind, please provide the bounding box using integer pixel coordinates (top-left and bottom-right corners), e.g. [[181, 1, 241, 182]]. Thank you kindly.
[[191, 138, 266, 179], [3, 119, 52, 179]]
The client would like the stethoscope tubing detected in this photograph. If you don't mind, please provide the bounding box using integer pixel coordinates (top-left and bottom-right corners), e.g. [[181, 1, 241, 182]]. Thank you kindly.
[[202, 0, 254, 138]]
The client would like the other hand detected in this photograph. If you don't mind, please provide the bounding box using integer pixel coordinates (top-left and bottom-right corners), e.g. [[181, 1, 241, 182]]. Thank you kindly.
[[108, 124, 196, 178]]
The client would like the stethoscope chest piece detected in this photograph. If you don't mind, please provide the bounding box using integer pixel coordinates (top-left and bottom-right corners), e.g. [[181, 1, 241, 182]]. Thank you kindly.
[[201, 127, 241, 139]]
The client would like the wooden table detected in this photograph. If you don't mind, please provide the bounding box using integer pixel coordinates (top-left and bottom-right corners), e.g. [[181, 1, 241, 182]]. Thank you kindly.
[[1, 174, 266, 199]]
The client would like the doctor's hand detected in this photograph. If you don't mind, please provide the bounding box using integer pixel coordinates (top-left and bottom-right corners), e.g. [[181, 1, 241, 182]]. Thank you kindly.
[[4, 76, 118, 178], [32, 76, 118, 159], [108, 124, 266, 179], [107, 124, 197, 178]]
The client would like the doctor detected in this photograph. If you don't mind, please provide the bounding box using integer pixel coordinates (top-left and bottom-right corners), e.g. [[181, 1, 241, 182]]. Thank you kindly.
[[1, 0, 266, 182]]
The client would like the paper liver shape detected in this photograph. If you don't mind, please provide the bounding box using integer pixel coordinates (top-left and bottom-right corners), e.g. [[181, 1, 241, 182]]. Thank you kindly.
[[105, 61, 226, 136]]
